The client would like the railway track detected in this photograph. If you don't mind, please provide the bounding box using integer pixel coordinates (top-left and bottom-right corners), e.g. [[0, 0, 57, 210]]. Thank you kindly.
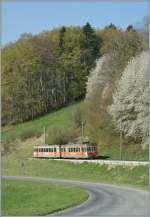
[[29, 157, 149, 166]]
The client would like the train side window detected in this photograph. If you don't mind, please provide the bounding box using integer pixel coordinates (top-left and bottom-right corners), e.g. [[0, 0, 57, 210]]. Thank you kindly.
[[82, 147, 86, 152], [54, 148, 56, 152]]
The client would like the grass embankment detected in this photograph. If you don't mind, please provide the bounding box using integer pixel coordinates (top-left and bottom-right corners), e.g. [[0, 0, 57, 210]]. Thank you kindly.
[[2, 102, 81, 141], [2, 101, 148, 161], [2, 179, 88, 216], [2, 137, 148, 191]]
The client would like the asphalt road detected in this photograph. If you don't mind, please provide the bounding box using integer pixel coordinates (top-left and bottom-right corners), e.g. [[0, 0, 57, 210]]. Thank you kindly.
[[3, 176, 149, 217]]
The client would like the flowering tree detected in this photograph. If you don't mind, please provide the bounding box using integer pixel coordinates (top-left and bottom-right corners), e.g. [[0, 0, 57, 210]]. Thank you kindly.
[[109, 52, 148, 148]]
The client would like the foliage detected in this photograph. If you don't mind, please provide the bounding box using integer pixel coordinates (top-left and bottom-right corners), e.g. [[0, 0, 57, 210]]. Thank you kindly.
[[105, 23, 117, 30], [85, 26, 147, 147], [47, 127, 80, 145], [73, 106, 84, 128], [20, 129, 42, 141], [2, 102, 82, 142], [109, 52, 149, 148], [2, 24, 100, 126], [1, 134, 18, 156]]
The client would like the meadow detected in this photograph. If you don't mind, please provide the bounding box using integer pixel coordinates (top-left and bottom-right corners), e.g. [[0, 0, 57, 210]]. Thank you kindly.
[[2, 179, 88, 216], [2, 101, 148, 161]]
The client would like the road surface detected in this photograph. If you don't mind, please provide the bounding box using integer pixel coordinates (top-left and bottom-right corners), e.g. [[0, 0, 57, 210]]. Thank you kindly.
[[3, 176, 149, 217]]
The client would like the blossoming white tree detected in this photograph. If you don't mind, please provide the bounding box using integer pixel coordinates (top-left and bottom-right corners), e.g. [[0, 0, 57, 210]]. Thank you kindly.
[[109, 51, 148, 148]]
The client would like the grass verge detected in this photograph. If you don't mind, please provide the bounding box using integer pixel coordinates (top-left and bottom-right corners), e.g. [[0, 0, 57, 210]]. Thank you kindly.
[[2, 179, 89, 216], [2, 139, 148, 191]]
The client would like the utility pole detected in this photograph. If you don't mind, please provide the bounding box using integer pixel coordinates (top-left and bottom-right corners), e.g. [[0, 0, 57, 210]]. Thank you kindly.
[[119, 120, 123, 160], [44, 126, 46, 145], [81, 121, 84, 143]]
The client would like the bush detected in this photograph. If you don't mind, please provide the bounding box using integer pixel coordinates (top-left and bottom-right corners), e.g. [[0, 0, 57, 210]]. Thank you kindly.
[[74, 108, 83, 128], [20, 129, 42, 141], [1, 134, 18, 155], [48, 128, 80, 145]]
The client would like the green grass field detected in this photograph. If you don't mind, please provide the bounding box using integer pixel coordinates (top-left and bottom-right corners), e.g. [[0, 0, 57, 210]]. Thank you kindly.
[[2, 140, 148, 191], [2, 102, 81, 141], [2, 101, 148, 160], [2, 179, 88, 216]]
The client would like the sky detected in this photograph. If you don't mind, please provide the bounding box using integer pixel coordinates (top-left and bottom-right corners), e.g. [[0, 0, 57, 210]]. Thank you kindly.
[[2, 1, 148, 45]]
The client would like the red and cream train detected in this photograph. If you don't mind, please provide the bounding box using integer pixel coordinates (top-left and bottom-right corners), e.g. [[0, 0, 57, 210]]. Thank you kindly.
[[33, 142, 97, 159]]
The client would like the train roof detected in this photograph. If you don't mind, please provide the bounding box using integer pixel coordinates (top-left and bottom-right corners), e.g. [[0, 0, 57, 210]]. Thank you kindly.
[[33, 142, 96, 148]]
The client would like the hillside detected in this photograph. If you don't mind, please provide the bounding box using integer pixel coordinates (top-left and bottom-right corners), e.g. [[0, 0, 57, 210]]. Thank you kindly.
[[2, 102, 81, 141], [2, 102, 148, 191], [2, 101, 148, 161]]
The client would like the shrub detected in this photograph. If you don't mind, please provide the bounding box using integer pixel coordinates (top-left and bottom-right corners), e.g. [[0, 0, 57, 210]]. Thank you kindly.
[[48, 128, 80, 145], [20, 129, 42, 141], [74, 107, 83, 128], [1, 134, 18, 155]]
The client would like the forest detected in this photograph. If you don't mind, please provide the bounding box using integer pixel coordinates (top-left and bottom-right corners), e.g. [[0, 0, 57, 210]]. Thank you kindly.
[[2, 21, 148, 147], [2, 23, 100, 125]]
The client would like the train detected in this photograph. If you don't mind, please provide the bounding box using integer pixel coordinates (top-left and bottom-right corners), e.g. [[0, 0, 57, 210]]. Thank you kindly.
[[33, 142, 97, 159]]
